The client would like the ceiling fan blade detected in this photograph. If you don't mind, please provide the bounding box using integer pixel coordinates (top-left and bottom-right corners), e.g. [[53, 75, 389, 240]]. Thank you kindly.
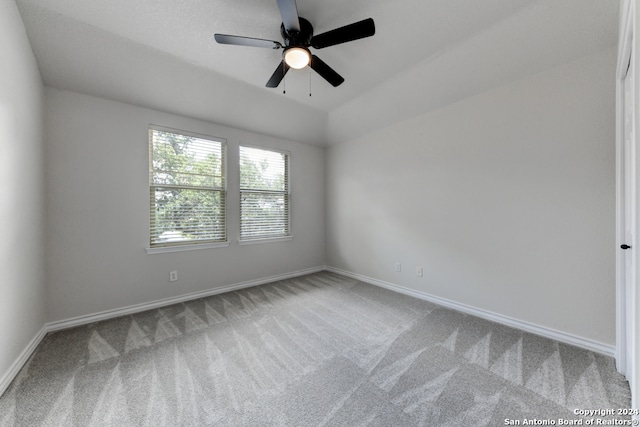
[[277, 0, 301, 33], [310, 18, 375, 49], [310, 55, 344, 87], [215, 34, 282, 49], [266, 61, 290, 87]]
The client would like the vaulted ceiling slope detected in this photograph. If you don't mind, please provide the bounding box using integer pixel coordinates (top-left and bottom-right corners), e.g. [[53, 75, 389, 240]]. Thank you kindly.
[[16, 0, 619, 146]]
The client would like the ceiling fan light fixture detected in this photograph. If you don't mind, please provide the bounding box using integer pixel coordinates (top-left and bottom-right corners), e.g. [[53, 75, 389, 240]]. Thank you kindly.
[[284, 47, 310, 69]]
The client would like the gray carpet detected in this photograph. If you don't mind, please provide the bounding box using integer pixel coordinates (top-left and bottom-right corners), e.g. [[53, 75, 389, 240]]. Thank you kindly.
[[0, 272, 631, 426]]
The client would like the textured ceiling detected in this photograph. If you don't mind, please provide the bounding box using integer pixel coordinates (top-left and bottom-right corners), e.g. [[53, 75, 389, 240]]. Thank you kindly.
[[16, 0, 619, 145]]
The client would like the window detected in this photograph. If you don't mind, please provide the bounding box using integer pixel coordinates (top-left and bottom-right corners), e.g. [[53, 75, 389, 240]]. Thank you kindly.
[[149, 126, 226, 249], [239, 145, 290, 241]]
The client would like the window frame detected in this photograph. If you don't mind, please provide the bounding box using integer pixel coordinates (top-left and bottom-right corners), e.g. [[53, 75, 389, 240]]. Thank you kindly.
[[146, 125, 228, 254], [238, 144, 292, 244]]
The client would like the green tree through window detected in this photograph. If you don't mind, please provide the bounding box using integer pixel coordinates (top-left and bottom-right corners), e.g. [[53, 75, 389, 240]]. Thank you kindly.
[[149, 127, 226, 247]]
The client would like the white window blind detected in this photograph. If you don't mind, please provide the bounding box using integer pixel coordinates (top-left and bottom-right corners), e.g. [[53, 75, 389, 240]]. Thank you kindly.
[[239, 145, 290, 240], [149, 127, 226, 247]]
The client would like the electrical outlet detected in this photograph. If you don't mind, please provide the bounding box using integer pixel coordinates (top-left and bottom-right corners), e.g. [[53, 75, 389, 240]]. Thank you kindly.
[[416, 267, 423, 277], [169, 271, 178, 282], [395, 262, 401, 272]]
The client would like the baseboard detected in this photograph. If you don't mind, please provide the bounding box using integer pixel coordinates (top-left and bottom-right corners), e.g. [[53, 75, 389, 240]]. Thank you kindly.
[[0, 326, 47, 397], [46, 266, 324, 333], [326, 266, 616, 357]]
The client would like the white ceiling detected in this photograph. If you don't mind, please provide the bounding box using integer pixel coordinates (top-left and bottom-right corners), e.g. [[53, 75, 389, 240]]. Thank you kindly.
[[16, 0, 620, 145]]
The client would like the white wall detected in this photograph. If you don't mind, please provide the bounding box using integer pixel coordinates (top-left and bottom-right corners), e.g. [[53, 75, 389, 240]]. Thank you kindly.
[[326, 47, 617, 346], [0, 0, 47, 391], [44, 88, 325, 322]]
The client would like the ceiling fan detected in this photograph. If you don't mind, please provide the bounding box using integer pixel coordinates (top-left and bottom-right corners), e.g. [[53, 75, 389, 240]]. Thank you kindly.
[[214, 0, 375, 88]]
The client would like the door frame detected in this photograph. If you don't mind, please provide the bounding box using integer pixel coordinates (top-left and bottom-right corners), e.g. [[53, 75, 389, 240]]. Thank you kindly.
[[616, 0, 633, 377], [616, 0, 638, 411]]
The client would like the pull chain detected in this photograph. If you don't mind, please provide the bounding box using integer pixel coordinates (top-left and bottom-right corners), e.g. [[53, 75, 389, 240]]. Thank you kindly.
[[283, 70, 286, 95], [309, 68, 312, 97]]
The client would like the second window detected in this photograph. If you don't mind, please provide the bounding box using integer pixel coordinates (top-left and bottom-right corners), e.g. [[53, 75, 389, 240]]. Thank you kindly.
[[239, 145, 290, 241]]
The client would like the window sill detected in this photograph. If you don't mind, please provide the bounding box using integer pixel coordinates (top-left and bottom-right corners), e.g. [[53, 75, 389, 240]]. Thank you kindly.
[[238, 236, 293, 246], [146, 241, 229, 254]]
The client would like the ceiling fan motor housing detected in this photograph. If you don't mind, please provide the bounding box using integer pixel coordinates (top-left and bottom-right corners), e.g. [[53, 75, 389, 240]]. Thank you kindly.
[[281, 17, 313, 47]]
